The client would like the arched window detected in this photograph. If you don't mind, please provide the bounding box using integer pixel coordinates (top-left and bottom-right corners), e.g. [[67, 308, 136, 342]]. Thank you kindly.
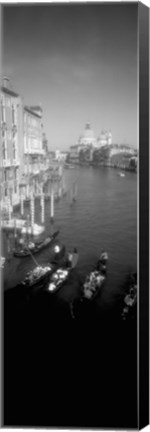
[[1, 96, 5, 122]]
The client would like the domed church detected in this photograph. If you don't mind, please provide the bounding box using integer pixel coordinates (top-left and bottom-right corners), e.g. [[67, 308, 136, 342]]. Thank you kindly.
[[78, 123, 97, 147], [97, 130, 112, 146]]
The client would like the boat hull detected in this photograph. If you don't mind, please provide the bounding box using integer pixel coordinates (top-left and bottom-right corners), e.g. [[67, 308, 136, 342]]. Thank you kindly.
[[45, 252, 79, 295], [82, 257, 108, 301], [23, 269, 52, 288], [13, 230, 59, 258], [83, 275, 106, 300]]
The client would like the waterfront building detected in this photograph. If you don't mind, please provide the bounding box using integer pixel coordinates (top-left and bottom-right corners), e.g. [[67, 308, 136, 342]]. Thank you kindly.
[[69, 124, 113, 163], [129, 156, 138, 172], [23, 105, 44, 176], [109, 144, 134, 158], [0, 77, 23, 207], [69, 123, 96, 162], [69, 144, 84, 162], [1, 77, 51, 211], [55, 149, 68, 162], [22, 105, 48, 197], [97, 130, 112, 147], [41, 132, 49, 172], [42, 132, 48, 155], [77, 123, 97, 147]]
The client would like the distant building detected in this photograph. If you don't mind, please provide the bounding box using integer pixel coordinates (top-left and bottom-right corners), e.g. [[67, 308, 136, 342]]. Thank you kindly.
[[0, 77, 23, 205], [69, 124, 112, 162], [97, 130, 112, 147], [69, 144, 85, 162], [42, 132, 48, 154], [55, 149, 68, 162], [78, 123, 97, 147]]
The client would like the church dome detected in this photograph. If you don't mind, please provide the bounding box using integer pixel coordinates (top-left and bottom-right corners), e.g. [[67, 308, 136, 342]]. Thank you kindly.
[[78, 123, 96, 146], [83, 123, 95, 138]]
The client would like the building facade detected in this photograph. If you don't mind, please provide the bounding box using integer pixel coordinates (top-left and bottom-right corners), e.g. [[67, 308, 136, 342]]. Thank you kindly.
[[0, 78, 23, 206], [0, 79, 50, 208], [55, 149, 68, 162], [23, 105, 44, 177], [77, 123, 97, 147], [97, 130, 112, 147]]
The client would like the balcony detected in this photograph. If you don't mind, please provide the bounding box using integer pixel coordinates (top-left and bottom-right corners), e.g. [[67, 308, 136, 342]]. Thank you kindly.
[[2, 159, 11, 168], [12, 123, 17, 131], [28, 148, 45, 155], [12, 159, 20, 166], [1, 121, 7, 129]]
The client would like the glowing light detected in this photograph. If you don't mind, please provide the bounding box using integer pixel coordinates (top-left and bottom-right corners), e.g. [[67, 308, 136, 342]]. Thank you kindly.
[[48, 283, 56, 292], [54, 245, 60, 253]]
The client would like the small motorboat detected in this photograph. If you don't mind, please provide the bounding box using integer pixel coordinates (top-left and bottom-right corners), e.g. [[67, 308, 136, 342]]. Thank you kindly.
[[118, 172, 125, 178], [13, 230, 59, 258], [121, 272, 137, 320], [82, 251, 108, 300], [45, 248, 79, 294], [22, 264, 53, 288]]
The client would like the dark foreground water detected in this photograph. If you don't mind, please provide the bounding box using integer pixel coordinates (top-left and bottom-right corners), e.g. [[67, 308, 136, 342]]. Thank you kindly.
[[3, 166, 137, 428]]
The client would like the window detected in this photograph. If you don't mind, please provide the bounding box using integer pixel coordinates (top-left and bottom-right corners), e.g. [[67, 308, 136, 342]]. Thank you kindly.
[[24, 134, 28, 152], [2, 129, 7, 160], [16, 168, 19, 180], [12, 104, 17, 125], [13, 145, 17, 160], [1, 99, 5, 122], [3, 144, 7, 161], [6, 98, 11, 108], [4, 170, 7, 182], [7, 130, 11, 140]]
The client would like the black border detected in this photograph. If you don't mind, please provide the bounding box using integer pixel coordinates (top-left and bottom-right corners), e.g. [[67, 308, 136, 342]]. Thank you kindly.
[[139, 2, 149, 430]]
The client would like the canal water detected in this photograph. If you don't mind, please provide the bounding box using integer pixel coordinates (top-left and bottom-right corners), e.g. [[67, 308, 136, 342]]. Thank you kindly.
[[4, 165, 138, 429], [3, 165, 137, 308]]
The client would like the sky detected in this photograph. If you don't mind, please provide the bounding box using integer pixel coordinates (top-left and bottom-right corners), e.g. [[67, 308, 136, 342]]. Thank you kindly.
[[3, 3, 138, 150]]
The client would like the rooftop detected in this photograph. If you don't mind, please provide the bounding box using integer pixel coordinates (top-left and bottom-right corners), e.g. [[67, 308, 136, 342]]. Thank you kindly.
[[1, 86, 19, 98], [24, 106, 42, 118]]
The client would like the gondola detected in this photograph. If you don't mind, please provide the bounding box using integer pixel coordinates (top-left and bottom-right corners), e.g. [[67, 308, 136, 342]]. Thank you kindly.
[[13, 230, 59, 258], [45, 248, 79, 294], [14, 244, 66, 294], [121, 272, 137, 320], [21, 264, 53, 288], [82, 251, 108, 301]]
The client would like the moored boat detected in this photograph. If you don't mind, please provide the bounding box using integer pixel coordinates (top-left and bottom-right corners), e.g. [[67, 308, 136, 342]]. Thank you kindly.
[[22, 264, 53, 288], [13, 230, 59, 258], [118, 172, 125, 177], [82, 251, 108, 300], [121, 272, 137, 320], [45, 248, 79, 294]]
